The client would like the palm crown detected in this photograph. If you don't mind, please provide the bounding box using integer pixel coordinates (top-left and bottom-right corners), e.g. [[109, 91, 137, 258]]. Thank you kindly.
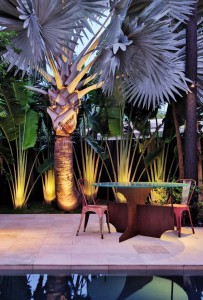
[[0, 0, 202, 211], [0, 0, 202, 111]]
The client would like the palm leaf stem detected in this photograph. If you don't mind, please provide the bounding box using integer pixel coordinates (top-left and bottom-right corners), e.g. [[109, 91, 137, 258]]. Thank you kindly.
[[104, 139, 117, 181], [69, 10, 113, 76], [0, 151, 15, 201], [134, 137, 156, 181], [23, 151, 42, 204], [130, 136, 144, 182], [73, 145, 82, 179]]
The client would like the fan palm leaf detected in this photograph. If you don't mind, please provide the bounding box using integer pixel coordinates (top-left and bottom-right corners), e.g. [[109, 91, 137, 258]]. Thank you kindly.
[[0, 0, 108, 73], [128, 0, 195, 19], [94, 0, 196, 108]]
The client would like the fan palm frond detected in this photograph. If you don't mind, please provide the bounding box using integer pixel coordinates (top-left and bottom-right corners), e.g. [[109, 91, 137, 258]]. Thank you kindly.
[[198, 0, 203, 24], [164, 0, 196, 21], [0, 0, 108, 73], [94, 0, 195, 108], [129, 0, 195, 22], [98, 0, 132, 47]]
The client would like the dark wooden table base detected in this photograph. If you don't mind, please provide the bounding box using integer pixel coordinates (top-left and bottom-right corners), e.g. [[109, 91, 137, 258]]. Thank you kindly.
[[108, 202, 128, 233], [108, 202, 174, 241], [137, 204, 174, 238]]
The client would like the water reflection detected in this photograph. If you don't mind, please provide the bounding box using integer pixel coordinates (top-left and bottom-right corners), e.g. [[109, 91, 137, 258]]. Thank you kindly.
[[0, 273, 202, 300]]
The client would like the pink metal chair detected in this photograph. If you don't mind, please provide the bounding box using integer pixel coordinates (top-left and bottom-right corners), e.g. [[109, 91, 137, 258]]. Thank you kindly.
[[164, 179, 196, 237], [76, 179, 110, 239]]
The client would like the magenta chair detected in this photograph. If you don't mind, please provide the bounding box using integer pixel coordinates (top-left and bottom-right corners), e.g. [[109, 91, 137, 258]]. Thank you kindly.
[[164, 179, 196, 237], [76, 179, 110, 239]]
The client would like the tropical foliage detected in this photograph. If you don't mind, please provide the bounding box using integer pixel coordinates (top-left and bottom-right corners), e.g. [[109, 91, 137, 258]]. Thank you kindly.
[[0, 0, 202, 210], [0, 79, 39, 208]]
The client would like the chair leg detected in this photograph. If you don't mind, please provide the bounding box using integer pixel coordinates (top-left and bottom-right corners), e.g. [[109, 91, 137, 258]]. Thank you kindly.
[[76, 212, 85, 236], [187, 209, 195, 234], [99, 216, 103, 239], [174, 210, 182, 237], [105, 211, 111, 233], [84, 212, 90, 232]]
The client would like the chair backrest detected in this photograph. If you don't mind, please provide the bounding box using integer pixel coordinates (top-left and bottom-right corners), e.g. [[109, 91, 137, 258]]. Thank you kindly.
[[78, 178, 96, 206], [177, 179, 196, 205]]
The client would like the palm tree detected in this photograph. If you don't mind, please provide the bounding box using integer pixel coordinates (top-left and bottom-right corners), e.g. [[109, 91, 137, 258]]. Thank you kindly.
[[0, 0, 108, 210], [0, 0, 201, 210]]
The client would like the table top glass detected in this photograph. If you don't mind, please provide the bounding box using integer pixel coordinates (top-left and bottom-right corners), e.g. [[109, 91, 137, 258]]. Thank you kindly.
[[93, 182, 188, 189]]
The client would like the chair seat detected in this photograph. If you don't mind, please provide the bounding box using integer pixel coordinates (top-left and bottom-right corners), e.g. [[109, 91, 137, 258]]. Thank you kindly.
[[162, 178, 196, 237], [85, 204, 107, 209], [163, 204, 188, 209], [83, 205, 108, 216], [76, 178, 111, 239]]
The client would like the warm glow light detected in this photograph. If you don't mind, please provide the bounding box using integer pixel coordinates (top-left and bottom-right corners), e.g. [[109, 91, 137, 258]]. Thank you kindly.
[[42, 169, 56, 203], [116, 192, 126, 203], [190, 81, 197, 88], [80, 144, 100, 200], [15, 185, 25, 208]]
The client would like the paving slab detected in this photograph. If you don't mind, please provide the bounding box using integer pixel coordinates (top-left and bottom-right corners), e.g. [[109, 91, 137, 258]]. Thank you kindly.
[[0, 214, 202, 275]]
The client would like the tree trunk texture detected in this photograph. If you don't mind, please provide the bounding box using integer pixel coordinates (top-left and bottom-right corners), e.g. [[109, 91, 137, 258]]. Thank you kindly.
[[184, 3, 198, 182], [172, 102, 184, 178], [47, 276, 68, 300], [197, 137, 203, 201], [54, 135, 79, 211]]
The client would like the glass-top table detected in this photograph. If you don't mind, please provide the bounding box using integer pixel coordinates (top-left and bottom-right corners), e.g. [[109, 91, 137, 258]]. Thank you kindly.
[[93, 182, 187, 189], [93, 182, 188, 242]]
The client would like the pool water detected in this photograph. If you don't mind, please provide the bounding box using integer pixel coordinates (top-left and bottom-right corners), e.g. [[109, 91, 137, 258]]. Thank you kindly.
[[0, 273, 202, 300]]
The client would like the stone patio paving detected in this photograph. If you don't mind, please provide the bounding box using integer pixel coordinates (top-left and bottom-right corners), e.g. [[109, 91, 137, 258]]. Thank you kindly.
[[0, 214, 202, 275]]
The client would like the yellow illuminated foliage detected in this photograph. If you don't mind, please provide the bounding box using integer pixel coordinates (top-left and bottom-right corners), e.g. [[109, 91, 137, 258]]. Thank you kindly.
[[42, 169, 56, 204]]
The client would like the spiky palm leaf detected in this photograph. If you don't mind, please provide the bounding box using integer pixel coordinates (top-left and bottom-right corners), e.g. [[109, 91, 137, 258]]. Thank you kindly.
[[0, 0, 108, 73], [1, 0, 198, 110], [198, 0, 203, 21], [94, 0, 196, 108]]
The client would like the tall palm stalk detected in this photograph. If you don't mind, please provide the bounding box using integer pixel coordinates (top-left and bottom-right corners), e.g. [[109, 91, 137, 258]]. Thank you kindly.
[[184, 2, 198, 181], [0, 0, 201, 210]]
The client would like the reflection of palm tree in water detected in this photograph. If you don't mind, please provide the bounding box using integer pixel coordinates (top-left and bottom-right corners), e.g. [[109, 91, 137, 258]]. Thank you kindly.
[[116, 276, 153, 300], [1, 274, 203, 299], [46, 275, 91, 300], [0, 275, 31, 300], [116, 275, 203, 300], [0, 274, 90, 300], [46, 276, 68, 300], [167, 275, 203, 300]]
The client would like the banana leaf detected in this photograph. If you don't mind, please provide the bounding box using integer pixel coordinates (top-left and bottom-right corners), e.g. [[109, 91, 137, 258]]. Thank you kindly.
[[0, 116, 19, 141], [37, 157, 54, 174], [12, 80, 33, 107], [85, 137, 109, 161], [0, 145, 14, 164], [144, 146, 164, 167], [22, 109, 39, 150]]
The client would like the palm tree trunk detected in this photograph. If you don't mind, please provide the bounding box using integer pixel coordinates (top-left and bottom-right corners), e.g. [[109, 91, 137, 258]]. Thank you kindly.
[[197, 136, 203, 201], [184, 2, 198, 182], [54, 135, 79, 211], [172, 102, 184, 178]]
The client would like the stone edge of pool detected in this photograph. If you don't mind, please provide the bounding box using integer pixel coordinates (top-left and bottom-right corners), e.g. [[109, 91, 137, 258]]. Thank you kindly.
[[0, 264, 203, 276]]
